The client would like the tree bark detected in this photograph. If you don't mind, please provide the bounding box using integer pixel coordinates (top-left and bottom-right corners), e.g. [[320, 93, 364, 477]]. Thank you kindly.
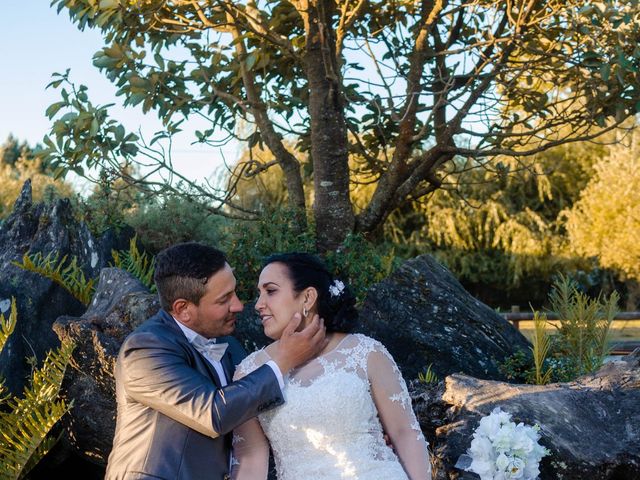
[[299, 0, 354, 251]]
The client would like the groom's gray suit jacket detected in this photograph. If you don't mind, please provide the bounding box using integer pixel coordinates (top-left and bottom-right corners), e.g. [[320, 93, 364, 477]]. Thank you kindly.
[[105, 309, 283, 480]]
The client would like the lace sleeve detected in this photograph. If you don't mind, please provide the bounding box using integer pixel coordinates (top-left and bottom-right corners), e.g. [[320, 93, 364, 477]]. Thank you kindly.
[[367, 341, 432, 480], [233, 349, 267, 381]]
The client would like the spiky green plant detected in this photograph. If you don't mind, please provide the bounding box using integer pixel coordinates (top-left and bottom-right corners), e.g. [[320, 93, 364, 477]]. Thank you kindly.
[[530, 311, 553, 385], [111, 236, 156, 292], [0, 298, 74, 480], [549, 275, 618, 377], [418, 364, 439, 384], [12, 252, 95, 305]]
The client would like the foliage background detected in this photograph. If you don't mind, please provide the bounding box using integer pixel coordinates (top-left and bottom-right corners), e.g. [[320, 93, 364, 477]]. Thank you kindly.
[[2, 125, 638, 310]]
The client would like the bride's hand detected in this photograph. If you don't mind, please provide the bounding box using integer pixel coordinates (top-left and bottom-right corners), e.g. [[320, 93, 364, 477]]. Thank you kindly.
[[269, 313, 327, 374]]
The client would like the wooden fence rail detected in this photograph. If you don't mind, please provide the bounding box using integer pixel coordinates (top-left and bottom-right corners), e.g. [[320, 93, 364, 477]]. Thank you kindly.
[[501, 311, 640, 330], [501, 311, 640, 355]]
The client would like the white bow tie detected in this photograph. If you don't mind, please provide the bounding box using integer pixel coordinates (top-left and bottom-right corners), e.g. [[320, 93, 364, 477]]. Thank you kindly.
[[190, 335, 229, 362]]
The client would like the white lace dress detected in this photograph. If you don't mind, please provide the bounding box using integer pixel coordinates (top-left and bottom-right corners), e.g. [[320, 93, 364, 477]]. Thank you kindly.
[[231, 334, 431, 480]]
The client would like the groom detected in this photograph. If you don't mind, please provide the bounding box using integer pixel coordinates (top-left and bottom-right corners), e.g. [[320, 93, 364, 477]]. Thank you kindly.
[[105, 242, 326, 480]]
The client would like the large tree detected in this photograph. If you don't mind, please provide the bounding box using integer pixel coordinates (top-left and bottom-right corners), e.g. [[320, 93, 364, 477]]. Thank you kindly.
[[44, 0, 640, 250]]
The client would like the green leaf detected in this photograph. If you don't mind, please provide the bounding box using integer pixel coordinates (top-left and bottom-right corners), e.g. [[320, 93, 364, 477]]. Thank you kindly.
[[154, 53, 165, 70], [127, 92, 146, 106], [45, 102, 65, 119], [59, 112, 78, 122], [92, 55, 118, 69], [115, 124, 125, 142], [90, 118, 99, 136], [45, 79, 64, 90]]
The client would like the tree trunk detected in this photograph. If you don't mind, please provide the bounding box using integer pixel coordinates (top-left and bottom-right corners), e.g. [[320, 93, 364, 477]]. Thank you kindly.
[[302, 0, 354, 251]]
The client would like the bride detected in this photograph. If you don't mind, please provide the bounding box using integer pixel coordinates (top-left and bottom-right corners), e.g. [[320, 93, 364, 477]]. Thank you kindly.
[[231, 253, 432, 479]]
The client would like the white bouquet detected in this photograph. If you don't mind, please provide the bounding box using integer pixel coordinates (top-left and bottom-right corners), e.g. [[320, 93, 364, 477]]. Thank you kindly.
[[455, 407, 550, 480]]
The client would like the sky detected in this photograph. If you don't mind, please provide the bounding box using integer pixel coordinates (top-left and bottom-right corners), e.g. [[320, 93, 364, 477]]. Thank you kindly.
[[0, 2, 236, 187]]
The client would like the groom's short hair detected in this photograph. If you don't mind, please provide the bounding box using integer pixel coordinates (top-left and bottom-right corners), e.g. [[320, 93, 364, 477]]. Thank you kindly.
[[154, 242, 227, 311]]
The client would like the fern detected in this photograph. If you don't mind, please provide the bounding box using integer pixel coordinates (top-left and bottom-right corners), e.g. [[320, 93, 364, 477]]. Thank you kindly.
[[13, 239, 156, 309], [0, 299, 17, 405], [111, 236, 156, 292], [0, 299, 74, 480], [12, 252, 95, 305], [0, 299, 16, 350]]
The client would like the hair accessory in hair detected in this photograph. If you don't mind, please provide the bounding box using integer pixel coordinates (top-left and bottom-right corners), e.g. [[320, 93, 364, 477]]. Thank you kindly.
[[328, 279, 345, 298]]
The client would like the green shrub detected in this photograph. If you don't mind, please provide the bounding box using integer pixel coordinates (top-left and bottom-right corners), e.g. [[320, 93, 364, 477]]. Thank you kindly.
[[499, 276, 618, 384], [549, 274, 618, 377], [224, 209, 399, 303], [225, 207, 315, 301], [498, 349, 533, 383], [126, 194, 229, 253], [0, 158, 74, 220], [72, 171, 141, 236], [325, 234, 399, 303]]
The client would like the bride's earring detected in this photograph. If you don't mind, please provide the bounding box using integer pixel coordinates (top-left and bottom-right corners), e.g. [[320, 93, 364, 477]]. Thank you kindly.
[[302, 306, 308, 319]]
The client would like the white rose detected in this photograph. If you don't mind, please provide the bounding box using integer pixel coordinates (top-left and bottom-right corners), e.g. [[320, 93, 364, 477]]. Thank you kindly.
[[511, 426, 535, 455], [496, 452, 510, 471], [469, 457, 496, 479], [504, 456, 525, 479], [470, 436, 495, 460], [493, 423, 516, 451]]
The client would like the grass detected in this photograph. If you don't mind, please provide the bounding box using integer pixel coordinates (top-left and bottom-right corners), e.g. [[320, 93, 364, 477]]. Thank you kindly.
[[516, 319, 640, 343]]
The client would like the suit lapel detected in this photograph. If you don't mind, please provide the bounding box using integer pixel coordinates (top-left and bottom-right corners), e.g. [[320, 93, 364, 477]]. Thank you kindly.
[[221, 350, 233, 383], [157, 310, 227, 387]]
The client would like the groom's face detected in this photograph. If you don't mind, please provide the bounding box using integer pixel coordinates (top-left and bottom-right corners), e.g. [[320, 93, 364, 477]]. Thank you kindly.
[[188, 263, 244, 338]]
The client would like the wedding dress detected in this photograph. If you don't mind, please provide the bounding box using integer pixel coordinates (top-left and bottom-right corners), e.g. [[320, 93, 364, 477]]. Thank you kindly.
[[232, 334, 431, 480]]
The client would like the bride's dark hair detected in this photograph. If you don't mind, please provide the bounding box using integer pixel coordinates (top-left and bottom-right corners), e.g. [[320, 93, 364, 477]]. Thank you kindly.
[[263, 252, 359, 333]]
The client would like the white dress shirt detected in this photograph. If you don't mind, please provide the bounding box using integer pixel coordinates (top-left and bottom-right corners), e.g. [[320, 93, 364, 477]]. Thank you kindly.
[[173, 318, 284, 388]]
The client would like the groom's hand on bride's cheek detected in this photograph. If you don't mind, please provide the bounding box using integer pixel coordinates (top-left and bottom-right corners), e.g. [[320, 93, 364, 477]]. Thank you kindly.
[[270, 313, 327, 374]]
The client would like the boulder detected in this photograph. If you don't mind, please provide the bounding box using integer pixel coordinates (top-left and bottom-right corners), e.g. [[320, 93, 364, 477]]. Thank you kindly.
[[0, 181, 132, 393], [53, 268, 159, 466], [357, 255, 531, 380], [425, 350, 640, 479]]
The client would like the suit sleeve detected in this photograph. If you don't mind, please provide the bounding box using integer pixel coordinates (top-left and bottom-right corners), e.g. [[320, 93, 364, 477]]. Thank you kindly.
[[117, 331, 284, 438]]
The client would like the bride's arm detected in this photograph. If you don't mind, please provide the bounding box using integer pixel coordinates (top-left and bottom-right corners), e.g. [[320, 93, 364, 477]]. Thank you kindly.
[[368, 344, 432, 480], [231, 418, 270, 480], [231, 355, 270, 480]]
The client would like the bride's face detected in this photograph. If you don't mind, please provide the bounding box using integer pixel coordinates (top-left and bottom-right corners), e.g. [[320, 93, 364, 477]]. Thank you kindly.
[[255, 262, 305, 340]]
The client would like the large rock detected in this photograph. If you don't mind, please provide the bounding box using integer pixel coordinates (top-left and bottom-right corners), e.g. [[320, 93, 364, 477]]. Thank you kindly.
[[53, 268, 159, 466], [0, 181, 132, 393], [426, 350, 640, 479], [357, 255, 531, 380]]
